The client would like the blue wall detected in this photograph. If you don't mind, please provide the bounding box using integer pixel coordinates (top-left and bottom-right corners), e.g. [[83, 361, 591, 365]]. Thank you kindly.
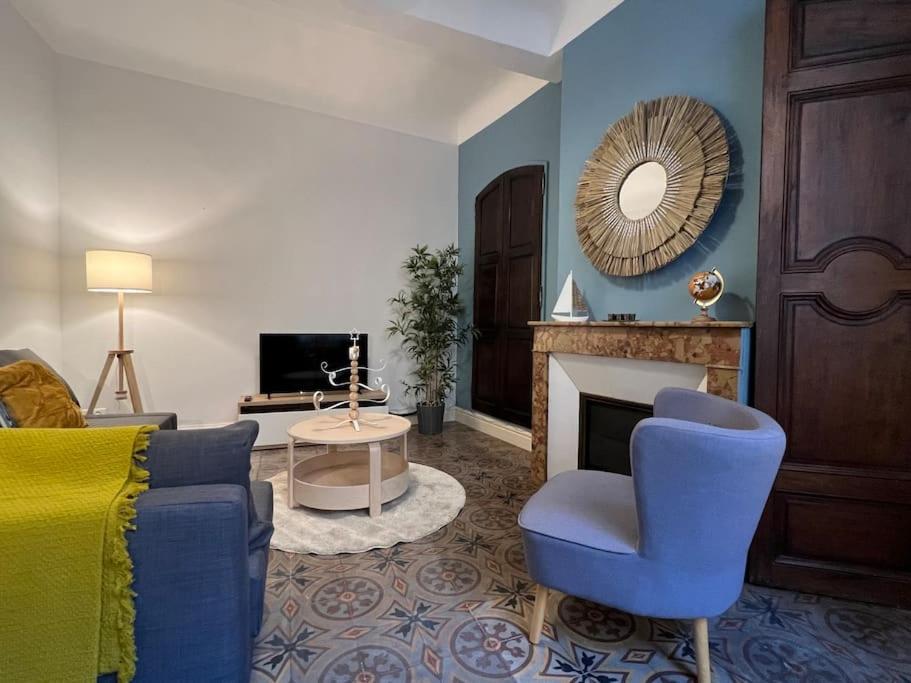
[[559, 0, 764, 321], [456, 83, 562, 408], [455, 0, 765, 410]]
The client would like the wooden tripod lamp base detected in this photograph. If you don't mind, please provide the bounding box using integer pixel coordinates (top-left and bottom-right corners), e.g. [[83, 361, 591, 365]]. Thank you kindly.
[[87, 349, 144, 414]]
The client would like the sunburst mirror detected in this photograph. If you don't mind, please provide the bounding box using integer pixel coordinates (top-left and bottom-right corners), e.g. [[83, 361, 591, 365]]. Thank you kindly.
[[576, 96, 729, 277]]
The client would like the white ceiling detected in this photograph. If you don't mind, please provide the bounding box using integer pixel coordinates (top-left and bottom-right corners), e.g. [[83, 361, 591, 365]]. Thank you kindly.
[[13, 0, 623, 143]]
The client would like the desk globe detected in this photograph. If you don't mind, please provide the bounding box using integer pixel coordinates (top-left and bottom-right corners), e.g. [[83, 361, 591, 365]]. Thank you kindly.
[[688, 268, 725, 321]]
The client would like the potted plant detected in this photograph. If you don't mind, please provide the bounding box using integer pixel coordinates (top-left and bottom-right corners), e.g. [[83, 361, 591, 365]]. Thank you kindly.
[[388, 244, 475, 435]]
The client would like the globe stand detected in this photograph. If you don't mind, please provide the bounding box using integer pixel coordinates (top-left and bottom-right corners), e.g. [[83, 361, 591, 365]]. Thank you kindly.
[[691, 307, 716, 323]]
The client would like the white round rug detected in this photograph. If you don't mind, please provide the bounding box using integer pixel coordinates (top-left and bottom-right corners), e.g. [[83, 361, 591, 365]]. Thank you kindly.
[[267, 463, 465, 555]]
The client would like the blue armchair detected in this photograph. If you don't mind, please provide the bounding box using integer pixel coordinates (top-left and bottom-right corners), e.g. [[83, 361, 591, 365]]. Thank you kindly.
[[519, 388, 785, 682], [101, 421, 273, 682]]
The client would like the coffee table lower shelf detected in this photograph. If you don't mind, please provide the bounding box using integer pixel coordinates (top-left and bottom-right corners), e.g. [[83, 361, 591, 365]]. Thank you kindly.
[[289, 447, 409, 513]]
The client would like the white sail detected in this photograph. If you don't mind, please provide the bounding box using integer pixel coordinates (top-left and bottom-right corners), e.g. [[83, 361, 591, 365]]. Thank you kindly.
[[553, 272, 574, 313], [552, 271, 589, 322]]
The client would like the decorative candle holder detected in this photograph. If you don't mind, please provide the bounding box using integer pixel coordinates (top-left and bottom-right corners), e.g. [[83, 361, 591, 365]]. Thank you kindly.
[[312, 329, 390, 431]]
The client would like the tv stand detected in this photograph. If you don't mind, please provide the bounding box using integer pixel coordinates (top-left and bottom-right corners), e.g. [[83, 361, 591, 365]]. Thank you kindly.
[[263, 390, 310, 400], [238, 390, 388, 447]]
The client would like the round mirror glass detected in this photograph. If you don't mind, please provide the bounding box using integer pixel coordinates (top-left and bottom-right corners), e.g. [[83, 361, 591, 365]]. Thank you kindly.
[[618, 161, 668, 220]]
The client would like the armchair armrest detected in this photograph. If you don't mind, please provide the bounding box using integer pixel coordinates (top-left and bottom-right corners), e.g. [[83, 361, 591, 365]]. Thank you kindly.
[[128, 485, 250, 682]]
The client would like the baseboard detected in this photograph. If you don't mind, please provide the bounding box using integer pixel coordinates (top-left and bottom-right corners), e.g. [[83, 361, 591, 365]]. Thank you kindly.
[[179, 422, 232, 430], [394, 406, 456, 425], [451, 407, 531, 451]]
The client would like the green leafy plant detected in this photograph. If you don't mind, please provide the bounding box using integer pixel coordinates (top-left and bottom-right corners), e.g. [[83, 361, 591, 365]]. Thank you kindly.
[[388, 244, 476, 407]]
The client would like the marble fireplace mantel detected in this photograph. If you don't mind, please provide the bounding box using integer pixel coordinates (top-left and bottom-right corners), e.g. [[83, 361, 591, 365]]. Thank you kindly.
[[529, 320, 752, 485]]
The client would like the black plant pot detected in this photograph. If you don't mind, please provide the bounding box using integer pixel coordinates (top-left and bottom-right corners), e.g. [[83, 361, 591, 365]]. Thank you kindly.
[[417, 403, 444, 435]]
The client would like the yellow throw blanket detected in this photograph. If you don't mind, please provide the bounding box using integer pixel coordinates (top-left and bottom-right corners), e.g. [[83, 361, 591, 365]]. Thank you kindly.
[[0, 426, 154, 683]]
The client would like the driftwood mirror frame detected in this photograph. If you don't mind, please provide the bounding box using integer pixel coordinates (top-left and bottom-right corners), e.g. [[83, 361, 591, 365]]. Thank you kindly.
[[576, 95, 729, 277]]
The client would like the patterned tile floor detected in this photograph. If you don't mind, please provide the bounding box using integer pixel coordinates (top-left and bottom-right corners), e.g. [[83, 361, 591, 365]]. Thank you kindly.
[[251, 423, 911, 683]]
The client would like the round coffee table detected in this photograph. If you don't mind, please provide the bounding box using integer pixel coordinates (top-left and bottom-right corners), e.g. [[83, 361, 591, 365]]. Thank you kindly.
[[287, 414, 411, 518]]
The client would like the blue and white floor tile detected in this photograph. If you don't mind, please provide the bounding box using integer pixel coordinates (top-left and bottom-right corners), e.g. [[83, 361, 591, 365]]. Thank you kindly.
[[252, 424, 911, 683]]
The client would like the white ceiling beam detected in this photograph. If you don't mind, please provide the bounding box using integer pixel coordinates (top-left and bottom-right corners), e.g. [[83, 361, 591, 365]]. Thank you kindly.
[[263, 0, 562, 82]]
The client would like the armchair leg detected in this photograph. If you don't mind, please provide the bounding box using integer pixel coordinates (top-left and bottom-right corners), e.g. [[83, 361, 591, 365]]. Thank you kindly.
[[693, 617, 711, 682], [529, 585, 549, 644]]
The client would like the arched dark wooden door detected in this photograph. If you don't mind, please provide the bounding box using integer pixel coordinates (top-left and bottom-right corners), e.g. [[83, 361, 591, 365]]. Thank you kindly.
[[471, 165, 544, 427]]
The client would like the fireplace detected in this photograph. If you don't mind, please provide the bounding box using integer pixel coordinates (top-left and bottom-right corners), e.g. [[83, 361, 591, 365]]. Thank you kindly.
[[578, 394, 653, 475], [530, 321, 751, 484]]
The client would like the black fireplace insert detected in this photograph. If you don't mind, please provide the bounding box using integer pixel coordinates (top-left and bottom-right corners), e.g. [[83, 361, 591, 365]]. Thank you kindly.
[[578, 393, 653, 475]]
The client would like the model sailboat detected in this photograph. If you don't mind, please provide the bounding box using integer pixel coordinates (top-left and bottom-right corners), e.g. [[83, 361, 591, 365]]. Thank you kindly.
[[552, 271, 590, 322]]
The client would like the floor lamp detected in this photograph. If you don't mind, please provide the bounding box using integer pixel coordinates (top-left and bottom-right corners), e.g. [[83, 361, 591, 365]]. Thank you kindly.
[[85, 249, 153, 415]]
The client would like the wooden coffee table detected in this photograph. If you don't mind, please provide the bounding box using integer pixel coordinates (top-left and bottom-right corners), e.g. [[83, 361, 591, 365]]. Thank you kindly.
[[287, 414, 411, 518]]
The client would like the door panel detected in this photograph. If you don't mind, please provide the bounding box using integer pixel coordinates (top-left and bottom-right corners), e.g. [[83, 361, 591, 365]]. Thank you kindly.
[[475, 263, 499, 328], [794, 0, 911, 67], [781, 495, 911, 571], [791, 84, 911, 263], [472, 339, 499, 407], [751, 0, 911, 607], [508, 173, 539, 248], [506, 255, 535, 329], [471, 166, 544, 427], [780, 296, 911, 469], [477, 188, 502, 256], [502, 336, 534, 423]]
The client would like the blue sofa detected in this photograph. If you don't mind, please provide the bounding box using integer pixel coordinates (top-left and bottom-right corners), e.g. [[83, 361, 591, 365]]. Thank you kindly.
[[0, 348, 178, 430], [102, 421, 273, 682]]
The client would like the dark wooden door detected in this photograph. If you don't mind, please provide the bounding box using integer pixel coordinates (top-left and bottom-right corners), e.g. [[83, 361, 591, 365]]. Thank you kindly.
[[750, 0, 911, 607], [472, 165, 544, 427]]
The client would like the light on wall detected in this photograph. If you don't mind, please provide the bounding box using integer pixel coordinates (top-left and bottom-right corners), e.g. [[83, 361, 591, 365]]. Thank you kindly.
[[85, 250, 153, 414]]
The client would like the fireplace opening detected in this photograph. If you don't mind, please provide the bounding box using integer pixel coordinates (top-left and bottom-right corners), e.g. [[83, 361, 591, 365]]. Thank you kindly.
[[578, 393, 653, 475]]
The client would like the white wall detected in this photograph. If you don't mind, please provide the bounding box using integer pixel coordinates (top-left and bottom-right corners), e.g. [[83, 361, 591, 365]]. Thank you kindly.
[[0, 0, 61, 365], [57, 58, 458, 425]]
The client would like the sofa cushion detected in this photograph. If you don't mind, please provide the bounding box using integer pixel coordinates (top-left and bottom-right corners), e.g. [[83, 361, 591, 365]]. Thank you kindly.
[[0, 348, 79, 405], [0, 361, 86, 428], [146, 422, 255, 491], [146, 421, 259, 531], [87, 413, 177, 430], [518, 469, 639, 554]]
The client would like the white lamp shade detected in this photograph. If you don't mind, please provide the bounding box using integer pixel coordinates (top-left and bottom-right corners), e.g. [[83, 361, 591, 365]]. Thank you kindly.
[[86, 250, 153, 293]]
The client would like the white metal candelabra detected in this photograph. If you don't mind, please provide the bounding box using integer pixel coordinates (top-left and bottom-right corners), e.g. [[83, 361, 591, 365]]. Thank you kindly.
[[312, 329, 390, 431]]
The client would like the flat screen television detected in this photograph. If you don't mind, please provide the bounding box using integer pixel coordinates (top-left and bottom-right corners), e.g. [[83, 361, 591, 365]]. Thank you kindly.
[[259, 333, 367, 396]]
